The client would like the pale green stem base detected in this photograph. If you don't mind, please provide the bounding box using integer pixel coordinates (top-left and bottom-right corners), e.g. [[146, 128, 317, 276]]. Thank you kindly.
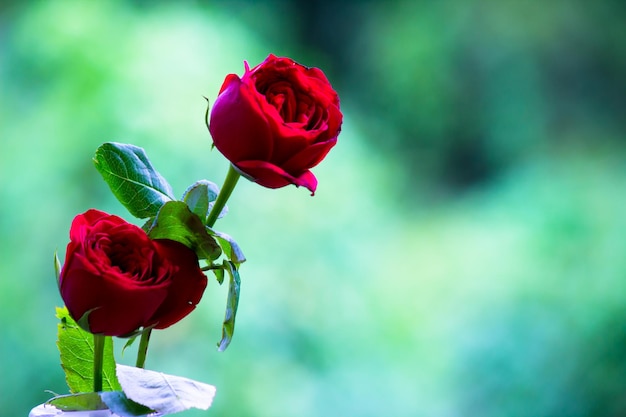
[[136, 329, 152, 369], [93, 334, 105, 392]]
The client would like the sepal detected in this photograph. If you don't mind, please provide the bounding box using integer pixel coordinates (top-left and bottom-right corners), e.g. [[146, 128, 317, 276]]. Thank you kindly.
[[208, 229, 246, 265], [47, 392, 107, 411], [217, 260, 241, 352], [54, 251, 61, 289], [182, 179, 227, 221]]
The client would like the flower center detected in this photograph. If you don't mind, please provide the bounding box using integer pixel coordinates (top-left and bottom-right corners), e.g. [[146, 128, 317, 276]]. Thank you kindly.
[[93, 229, 153, 281]]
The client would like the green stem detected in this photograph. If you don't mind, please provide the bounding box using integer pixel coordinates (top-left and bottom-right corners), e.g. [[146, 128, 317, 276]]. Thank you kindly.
[[136, 328, 152, 369], [93, 334, 105, 392], [201, 265, 220, 271], [206, 164, 241, 228]]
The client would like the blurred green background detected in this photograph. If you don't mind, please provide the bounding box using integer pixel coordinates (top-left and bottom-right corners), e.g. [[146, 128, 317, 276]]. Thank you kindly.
[[2, 0, 626, 416]]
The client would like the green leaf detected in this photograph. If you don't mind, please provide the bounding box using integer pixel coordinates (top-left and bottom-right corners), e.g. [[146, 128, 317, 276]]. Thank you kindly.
[[208, 200, 229, 221], [56, 307, 121, 393], [116, 364, 216, 414], [93, 142, 174, 219], [48, 392, 107, 411], [182, 179, 222, 221], [213, 268, 225, 285], [99, 391, 155, 417], [209, 229, 246, 264], [48, 392, 155, 417], [146, 201, 222, 261], [217, 261, 241, 352]]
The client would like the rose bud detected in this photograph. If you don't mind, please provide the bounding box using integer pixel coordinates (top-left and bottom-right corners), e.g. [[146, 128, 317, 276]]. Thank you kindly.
[[59, 209, 207, 336], [208, 54, 342, 194]]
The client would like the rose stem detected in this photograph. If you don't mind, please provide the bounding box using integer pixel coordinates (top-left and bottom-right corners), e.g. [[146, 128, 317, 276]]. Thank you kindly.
[[136, 328, 152, 369], [206, 164, 241, 228], [93, 334, 105, 392]]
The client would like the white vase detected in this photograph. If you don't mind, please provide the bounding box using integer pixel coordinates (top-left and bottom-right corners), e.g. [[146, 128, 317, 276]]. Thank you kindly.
[[29, 404, 114, 416], [29, 404, 160, 417]]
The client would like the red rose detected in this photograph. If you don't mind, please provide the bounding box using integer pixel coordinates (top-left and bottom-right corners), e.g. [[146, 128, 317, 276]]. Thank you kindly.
[[59, 209, 208, 336], [209, 54, 342, 194]]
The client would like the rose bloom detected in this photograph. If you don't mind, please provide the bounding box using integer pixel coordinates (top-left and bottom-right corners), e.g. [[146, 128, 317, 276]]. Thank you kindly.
[[59, 209, 207, 336], [209, 54, 342, 194]]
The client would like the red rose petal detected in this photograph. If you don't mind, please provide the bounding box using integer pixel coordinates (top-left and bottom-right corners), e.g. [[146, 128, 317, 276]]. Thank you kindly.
[[148, 239, 208, 330], [210, 74, 274, 163], [235, 160, 318, 193]]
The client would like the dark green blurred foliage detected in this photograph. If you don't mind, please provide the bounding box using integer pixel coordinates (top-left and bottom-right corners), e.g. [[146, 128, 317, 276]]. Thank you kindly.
[[292, 0, 626, 196], [2, 1, 626, 416]]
